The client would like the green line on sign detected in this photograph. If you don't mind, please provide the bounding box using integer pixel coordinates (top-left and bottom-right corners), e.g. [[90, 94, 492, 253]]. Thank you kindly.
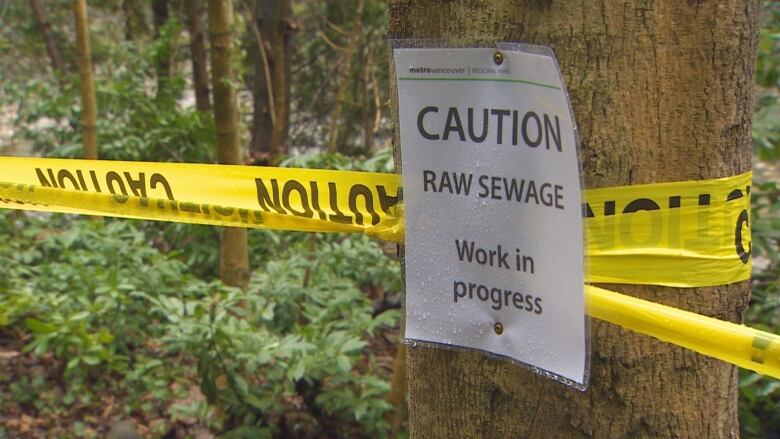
[[397, 76, 561, 90]]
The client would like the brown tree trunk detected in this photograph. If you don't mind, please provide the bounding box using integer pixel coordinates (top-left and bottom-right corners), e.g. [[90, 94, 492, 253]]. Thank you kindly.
[[388, 1, 757, 437], [360, 46, 374, 153], [185, 0, 211, 112], [268, 0, 291, 156], [248, 0, 293, 162], [152, 0, 173, 98], [208, 0, 249, 289], [326, 0, 364, 154], [73, 0, 97, 160], [30, 0, 66, 88], [122, 0, 149, 41]]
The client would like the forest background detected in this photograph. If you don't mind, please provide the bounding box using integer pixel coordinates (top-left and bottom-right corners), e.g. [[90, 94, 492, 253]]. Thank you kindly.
[[0, 0, 778, 438]]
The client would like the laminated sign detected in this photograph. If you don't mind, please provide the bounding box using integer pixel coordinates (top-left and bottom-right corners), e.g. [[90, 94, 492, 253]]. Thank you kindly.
[[394, 43, 587, 387]]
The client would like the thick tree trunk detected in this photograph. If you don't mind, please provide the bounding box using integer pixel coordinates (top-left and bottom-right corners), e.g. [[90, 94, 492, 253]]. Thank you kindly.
[[248, 0, 293, 162], [326, 0, 365, 154], [208, 0, 249, 288], [30, 0, 66, 88], [73, 0, 98, 160], [185, 0, 211, 112], [388, 1, 758, 437]]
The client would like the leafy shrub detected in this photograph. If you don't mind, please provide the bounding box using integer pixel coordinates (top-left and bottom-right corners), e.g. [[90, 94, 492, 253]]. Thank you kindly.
[[0, 208, 401, 436], [1, 38, 215, 163], [0, 213, 198, 407], [739, 5, 780, 436], [141, 234, 399, 436]]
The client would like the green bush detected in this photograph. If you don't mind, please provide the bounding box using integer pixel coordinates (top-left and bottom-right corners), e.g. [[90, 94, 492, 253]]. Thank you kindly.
[[0, 209, 400, 436], [739, 4, 780, 437], [1, 36, 215, 164]]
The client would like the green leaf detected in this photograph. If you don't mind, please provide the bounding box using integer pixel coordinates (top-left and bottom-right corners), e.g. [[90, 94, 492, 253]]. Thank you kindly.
[[69, 311, 90, 322], [292, 361, 306, 381], [82, 356, 101, 366], [97, 330, 114, 344], [355, 400, 368, 421], [66, 357, 81, 370], [24, 318, 56, 334], [341, 338, 367, 354], [337, 355, 352, 372]]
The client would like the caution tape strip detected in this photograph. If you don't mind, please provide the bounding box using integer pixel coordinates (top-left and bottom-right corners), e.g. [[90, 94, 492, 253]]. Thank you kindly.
[[0, 157, 751, 288], [0, 157, 774, 379], [588, 286, 779, 379]]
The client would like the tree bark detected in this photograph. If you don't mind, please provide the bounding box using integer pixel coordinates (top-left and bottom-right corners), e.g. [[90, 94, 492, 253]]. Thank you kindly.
[[152, 0, 173, 98], [30, 0, 66, 88], [326, 0, 365, 154], [388, 1, 757, 437], [268, 0, 291, 156], [122, 0, 149, 41], [360, 45, 374, 153], [248, 0, 293, 162], [73, 0, 98, 160], [185, 0, 211, 112], [208, 0, 249, 288]]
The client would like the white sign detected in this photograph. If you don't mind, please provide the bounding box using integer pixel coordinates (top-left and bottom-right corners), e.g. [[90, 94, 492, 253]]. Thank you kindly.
[[394, 45, 587, 386]]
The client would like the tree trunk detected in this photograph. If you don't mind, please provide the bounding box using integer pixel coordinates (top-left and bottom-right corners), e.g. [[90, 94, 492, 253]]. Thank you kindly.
[[73, 0, 98, 160], [326, 0, 364, 154], [388, 1, 757, 437], [208, 0, 249, 289], [152, 0, 173, 98], [122, 0, 149, 41], [360, 45, 374, 153], [185, 0, 211, 112], [268, 0, 291, 156], [248, 0, 293, 162], [30, 0, 66, 88]]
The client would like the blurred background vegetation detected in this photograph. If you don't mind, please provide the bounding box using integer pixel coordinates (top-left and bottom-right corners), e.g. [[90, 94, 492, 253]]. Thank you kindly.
[[0, 0, 777, 438]]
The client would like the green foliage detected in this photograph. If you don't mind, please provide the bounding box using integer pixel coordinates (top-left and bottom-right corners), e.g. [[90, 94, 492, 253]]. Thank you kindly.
[[290, 0, 390, 152], [0, 208, 400, 436], [1, 40, 215, 163], [0, 214, 195, 407], [740, 5, 780, 438], [280, 145, 395, 172], [754, 2, 780, 160], [740, 180, 780, 439], [146, 229, 399, 436]]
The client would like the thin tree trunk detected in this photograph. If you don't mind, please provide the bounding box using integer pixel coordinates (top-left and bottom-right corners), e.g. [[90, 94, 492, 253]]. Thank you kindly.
[[122, 0, 149, 41], [246, 0, 274, 162], [30, 0, 66, 88], [326, 0, 364, 154], [360, 47, 374, 153], [389, 1, 757, 437], [73, 0, 97, 160], [208, 0, 249, 289], [248, 0, 293, 162], [185, 0, 211, 112], [152, 0, 173, 98], [386, 343, 407, 436], [268, 0, 290, 156]]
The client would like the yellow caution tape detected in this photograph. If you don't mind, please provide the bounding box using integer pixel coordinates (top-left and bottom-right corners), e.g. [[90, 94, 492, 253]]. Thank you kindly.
[[0, 157, 749, 288], [0, 157, 403, 240], [587, 286, 780, 379], [0, 157, 750, 286], [584, 172, 752, 287], [0, 157, 774, 378]]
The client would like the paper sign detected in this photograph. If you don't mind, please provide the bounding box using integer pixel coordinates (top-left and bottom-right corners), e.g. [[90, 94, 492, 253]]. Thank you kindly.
[[394, 44, 587, 387]]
